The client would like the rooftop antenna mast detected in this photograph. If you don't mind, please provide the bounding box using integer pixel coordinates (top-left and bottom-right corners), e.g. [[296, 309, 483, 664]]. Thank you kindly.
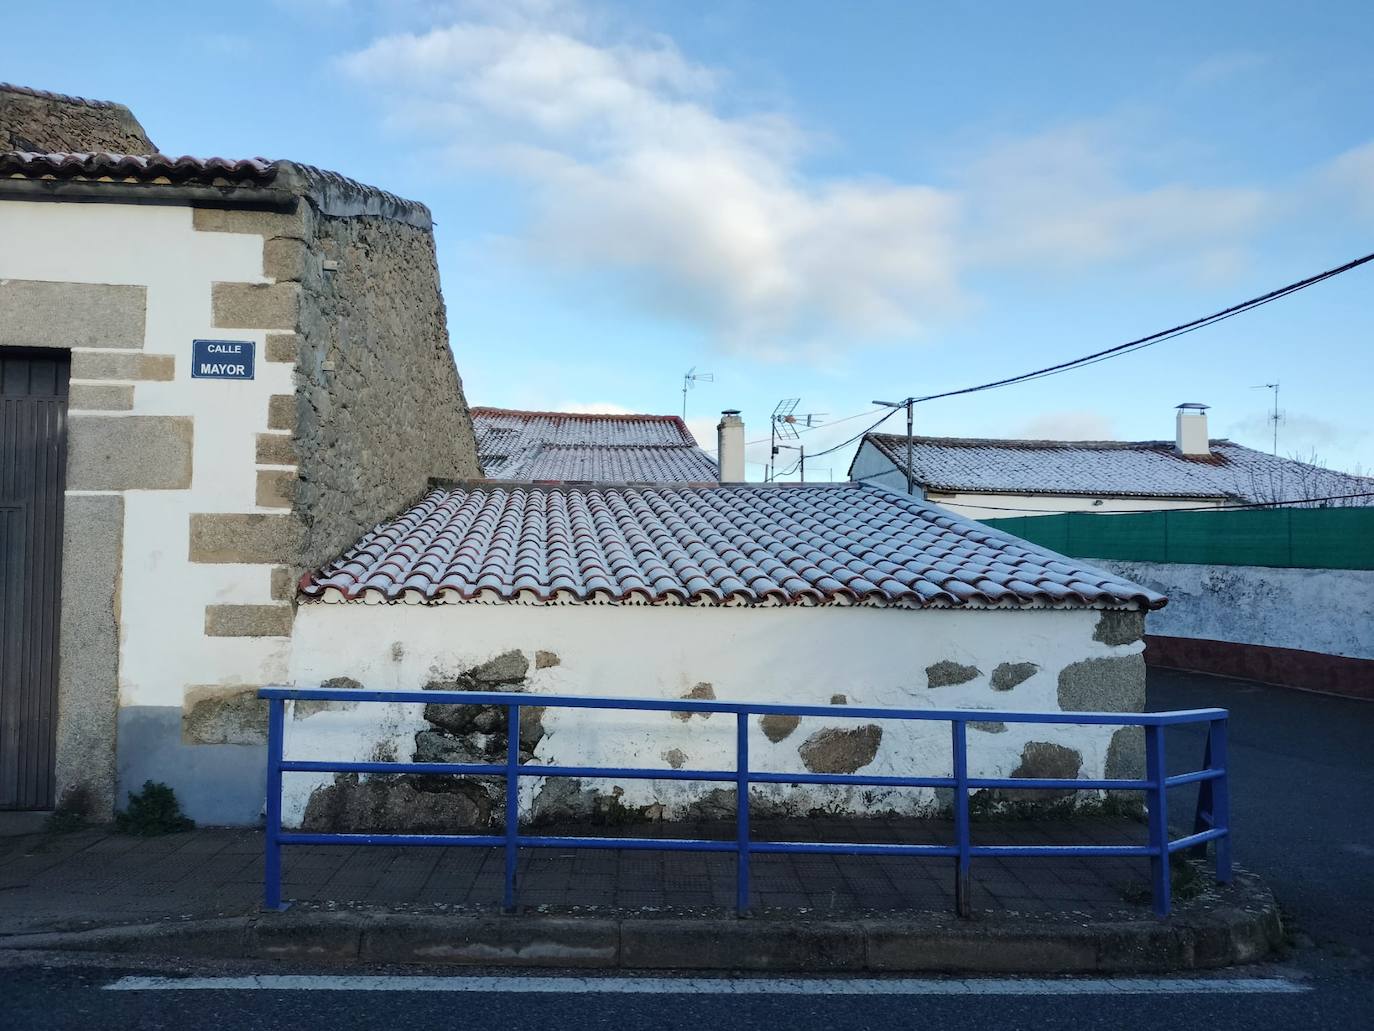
[[681, 367, 714, 420], [768, 399, 826, 481], [1251, 382, 1281, 455]]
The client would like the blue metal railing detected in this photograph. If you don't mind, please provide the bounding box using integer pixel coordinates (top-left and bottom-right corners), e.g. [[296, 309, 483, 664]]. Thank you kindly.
[[258, 688, 1232, 918]]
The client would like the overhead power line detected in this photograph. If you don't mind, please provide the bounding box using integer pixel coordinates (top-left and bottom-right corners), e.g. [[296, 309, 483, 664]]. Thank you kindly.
[[707, 250, 1374, 469], [906, 250, 1374, 407]]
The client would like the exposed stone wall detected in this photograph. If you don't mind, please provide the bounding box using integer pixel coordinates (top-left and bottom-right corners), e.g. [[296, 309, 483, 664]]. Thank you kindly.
[[201, 197, 482, 575], [0, 83, 154, 153], [292, 209, 481, 570]]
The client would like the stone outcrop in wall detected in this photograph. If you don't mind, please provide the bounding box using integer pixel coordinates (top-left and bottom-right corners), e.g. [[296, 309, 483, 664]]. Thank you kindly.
[[0, 83, 154, 152]]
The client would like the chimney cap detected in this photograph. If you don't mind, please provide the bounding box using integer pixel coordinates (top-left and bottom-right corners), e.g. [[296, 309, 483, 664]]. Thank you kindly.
[[720, 408, 741, 416], [1176, 402, 1210, 411]]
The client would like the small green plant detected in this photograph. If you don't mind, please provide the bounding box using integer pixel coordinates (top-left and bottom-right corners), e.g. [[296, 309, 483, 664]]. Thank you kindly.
[[115, 781, 195, 836], [45, 784, 94, 834], [1118, 854, 1211, 905]]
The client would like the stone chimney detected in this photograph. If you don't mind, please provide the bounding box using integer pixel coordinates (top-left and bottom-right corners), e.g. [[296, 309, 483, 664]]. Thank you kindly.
[[1174, 403, 1211, 457], [717, 410, 745, 482]]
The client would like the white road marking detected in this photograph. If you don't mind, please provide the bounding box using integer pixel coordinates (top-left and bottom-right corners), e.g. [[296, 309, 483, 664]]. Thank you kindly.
[[103, 975, 1309, 995]]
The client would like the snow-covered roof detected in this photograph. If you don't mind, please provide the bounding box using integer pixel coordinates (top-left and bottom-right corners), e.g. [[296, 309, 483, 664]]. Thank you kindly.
[[472, 407, 718, 482], [301, 481, 1166, 610], [856, 434, 1374, 503]]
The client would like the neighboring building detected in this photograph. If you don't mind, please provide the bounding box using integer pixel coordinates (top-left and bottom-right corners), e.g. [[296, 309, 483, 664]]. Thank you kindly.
[[284, 481, 1163, 829], [0, 84, 481, 819], [473, 406, 718, 482], [849, 404, 1374, 519]]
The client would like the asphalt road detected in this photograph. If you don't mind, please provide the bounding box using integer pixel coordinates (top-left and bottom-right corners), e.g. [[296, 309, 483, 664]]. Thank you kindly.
[[1149, 667, 1374, 967], [1, 669, 1369, 1029]]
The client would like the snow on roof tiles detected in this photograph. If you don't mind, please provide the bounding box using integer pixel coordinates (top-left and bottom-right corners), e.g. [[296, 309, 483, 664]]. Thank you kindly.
[[473, 407, 718, 482], [302, 481, 1166, 610], [861, 434, 1374, 502]]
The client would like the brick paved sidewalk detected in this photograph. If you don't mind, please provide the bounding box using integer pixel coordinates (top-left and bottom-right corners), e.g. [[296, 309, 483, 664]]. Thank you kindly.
[[0, 817, 1159, 935]]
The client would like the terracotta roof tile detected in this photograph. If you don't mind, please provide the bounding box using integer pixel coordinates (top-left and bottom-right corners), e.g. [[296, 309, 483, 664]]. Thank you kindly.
[[302, 482, 1166, 610], [0, 151, 276, 184]]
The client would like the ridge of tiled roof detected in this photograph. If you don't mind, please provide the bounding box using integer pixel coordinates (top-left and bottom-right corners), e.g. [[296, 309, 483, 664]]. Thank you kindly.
[[300, 481, 1166, 610], [858, 433, 1374, 502], [0, 82, 120, 109], [0, 152, 432, 229], [473, 406, 717, 482], [0, 151, 277, 184], [470, 406, 689, 425]]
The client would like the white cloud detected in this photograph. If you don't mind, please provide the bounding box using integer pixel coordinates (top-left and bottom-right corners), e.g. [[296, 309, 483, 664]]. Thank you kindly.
[[1324, 140, 1374, 218], [1183, 51, 1269, 87], [1225, 410, 1369, 466], [960, 124, 1268, 270], [1012, 409, 1118, 441], [338, 3, 1272, 353], [340, 11, 961, 352]]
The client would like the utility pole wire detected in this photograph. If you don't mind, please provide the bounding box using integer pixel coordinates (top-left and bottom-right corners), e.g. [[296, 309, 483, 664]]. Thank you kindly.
[[908, 250, 1374, 406], [805, 249, 1374, 462]]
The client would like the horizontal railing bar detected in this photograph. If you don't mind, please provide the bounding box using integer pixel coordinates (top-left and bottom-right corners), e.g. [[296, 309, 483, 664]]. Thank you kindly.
[[258, 687, 1225, 727], [1164, 769, 1225, 787], [750, 841, 958, 857], [281, 762, 1180, 795], [1167, 827, 1229, 853], [520, 764, 737, 783], [518, 835, 737, 853], [274, 833, 1163, 860], [969, 844, 1154, 858], [968, 776, 1147, 791], [749, 772, 954, 788], [282, 760, 505, 777], [279, 832, 505, 847]]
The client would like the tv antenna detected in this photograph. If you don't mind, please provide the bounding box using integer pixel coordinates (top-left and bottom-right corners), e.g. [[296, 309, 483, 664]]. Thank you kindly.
[[1250, 382, 1281, 455], [682, 367, 714, 419], [767, 399, 827, 481]]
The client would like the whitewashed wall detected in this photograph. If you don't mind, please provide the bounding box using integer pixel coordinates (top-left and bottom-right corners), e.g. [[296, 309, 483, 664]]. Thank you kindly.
[[0, 200, 293, 820], [284, 604, 1142, 826], [1096, 560, 1374, 660]]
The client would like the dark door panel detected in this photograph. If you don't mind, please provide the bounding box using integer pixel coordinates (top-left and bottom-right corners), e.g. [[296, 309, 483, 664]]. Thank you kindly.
[[0, 350, 69, 810]]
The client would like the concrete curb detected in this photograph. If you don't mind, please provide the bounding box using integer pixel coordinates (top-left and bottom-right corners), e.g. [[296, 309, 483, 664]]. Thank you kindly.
[[0, 879, 1283, 973]]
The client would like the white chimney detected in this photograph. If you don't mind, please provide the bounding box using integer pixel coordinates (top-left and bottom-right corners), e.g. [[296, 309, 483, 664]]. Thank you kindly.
[[717, 409, 745, 482], [1175, 403, 1211, 457]]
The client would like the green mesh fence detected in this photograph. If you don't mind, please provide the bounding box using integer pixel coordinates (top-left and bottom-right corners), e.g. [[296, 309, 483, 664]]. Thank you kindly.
[[981, 506, 1374, 570]]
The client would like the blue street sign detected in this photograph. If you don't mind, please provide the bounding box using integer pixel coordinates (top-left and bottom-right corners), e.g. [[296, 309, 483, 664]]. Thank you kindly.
[[192, 339, 255, 380]]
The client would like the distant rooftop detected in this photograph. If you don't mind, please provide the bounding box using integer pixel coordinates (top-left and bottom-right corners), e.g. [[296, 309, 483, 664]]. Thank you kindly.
[[472, 407, 719, 483], [855, 434, 1374, 503]]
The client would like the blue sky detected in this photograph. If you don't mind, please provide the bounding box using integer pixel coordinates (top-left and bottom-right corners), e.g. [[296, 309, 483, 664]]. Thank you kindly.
[[6, 0, 1372, 479]]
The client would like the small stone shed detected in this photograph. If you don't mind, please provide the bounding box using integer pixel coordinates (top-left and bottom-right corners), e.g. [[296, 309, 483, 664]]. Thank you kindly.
[[0, 83, 481, 820], [283, 481, 1166, 830]]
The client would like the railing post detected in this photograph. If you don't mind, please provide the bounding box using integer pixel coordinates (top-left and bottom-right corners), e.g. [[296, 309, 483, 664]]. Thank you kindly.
[[952, 719, 971, 918], [1210, 718, 1232, 884], [735, 711, 751, 917], [263, 696, 288, 911], [503, 703, 520, 913], [1144, 723, 1171, 917]]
